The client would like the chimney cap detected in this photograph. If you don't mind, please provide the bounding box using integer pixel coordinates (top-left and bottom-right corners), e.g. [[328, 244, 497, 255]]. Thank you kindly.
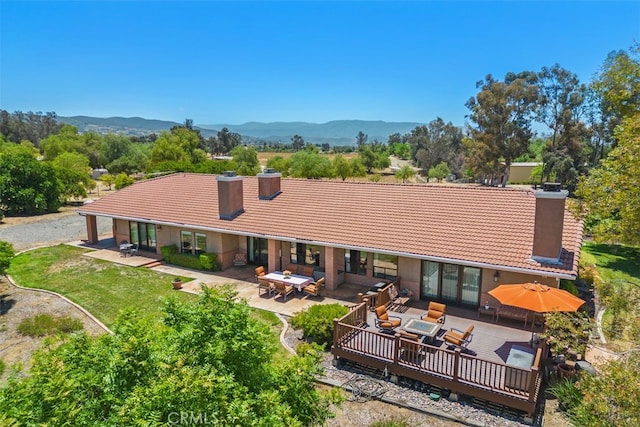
[[223, 170, 237, 177], [542, 182, 562, 192], [263, 168, 276, 174]]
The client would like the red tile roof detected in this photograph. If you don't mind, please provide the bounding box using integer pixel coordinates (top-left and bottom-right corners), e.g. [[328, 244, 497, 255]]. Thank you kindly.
[[79, 173, 583, 278]]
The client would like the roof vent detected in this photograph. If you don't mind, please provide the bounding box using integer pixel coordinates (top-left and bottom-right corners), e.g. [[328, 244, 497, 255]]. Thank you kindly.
[[263, 168, 276, 174], [223, 170, 237, 177], [543, 182, 562, 192]]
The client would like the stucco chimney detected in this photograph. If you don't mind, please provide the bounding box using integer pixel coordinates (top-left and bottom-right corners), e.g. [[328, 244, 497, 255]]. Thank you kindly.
[[257, 168, 281, 200], [217, 171, 244, 220], [531, 184, 568, 263]]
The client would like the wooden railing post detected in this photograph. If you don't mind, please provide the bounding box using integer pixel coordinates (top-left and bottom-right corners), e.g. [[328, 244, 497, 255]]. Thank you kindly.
[[452, 348, 461, 383], [528, 367, 539, 402], [393, 333, 400, 365], [332, 318, 340, 348]]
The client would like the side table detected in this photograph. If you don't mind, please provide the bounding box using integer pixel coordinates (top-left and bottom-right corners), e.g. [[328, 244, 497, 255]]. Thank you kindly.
[[477, 305, 496, 321]]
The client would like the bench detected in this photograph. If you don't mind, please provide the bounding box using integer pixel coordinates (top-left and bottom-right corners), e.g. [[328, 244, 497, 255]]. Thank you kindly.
[[497, 306, 530, 328]]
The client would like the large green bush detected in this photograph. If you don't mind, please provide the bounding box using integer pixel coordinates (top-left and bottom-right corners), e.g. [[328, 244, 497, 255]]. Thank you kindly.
[[160, 245, 221, 272], [291, 303, 349, 347], [0, 241, 15, 275]]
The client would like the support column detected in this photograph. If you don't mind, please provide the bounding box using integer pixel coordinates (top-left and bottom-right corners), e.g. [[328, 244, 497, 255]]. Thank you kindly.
[[325, 246, 336, 290], [85, 215, 98, 244], [267, 239, 279, 273]]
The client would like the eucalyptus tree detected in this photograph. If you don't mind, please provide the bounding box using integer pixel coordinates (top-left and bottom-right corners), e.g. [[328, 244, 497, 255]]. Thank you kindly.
[[535, 64, 590, 188], [291, 134, 305, 151], [355, 131, 368, 149], [466, 72, 538, 186]]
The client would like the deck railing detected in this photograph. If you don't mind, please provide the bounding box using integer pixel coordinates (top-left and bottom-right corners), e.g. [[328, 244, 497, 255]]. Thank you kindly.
[[332, 304, 543, 416], [357, 283, 392, 310]]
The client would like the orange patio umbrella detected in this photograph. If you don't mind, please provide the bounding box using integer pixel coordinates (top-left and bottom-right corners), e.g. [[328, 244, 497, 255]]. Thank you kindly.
[[488, 282, 585, 313]]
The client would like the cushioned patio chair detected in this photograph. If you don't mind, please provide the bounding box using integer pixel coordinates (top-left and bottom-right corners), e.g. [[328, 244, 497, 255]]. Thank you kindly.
[[397, 330, 423, 361], [257, 277, 275, 297], [303, 277, 324, 298], [273, 281, 295, 301], [443, 325, 474, 350], [420, 301, 447, 324], [374, 305, 402, 333], [300, 265, 315, 277], [255, 266, 266, 282]]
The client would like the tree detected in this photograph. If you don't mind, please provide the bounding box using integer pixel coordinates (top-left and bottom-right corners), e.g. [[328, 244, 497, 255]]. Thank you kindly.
[[0, 147, 61, 215], [265, 155, 292, 177], [355, 131, 368, 149], [428, 162, 451, 182], [331, 154, 352, 181], [591, 43, 640, 146], [0, 287, 336, 425], [291, 134, 305, 151], [395, 165, 416, 183], [230, 145, 260, 176], [290, 148, 332, 179], [466, 72, 538, 186], [535, 64, 590, 189], [0, 240, 14, 275], [100, 174, 115, 190], [576, 113, 640, 244], [114, 173, 134, 190], [51, 152, 93, 201], [217, 127, 241, 153], [40, 124, 83, 161]]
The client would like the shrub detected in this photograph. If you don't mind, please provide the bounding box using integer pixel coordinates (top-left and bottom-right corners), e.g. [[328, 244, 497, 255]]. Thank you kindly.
[[169, 253, 202, 270], [0, 358, 4, 377], [160, 244, 178, 263], [114, 173, 134, 190], [291, 303, 349, 347], [0, 241, 15, 275], [548, 377, 582, 412], [199, 253, 221, 271], [17, 314, 83, 337]]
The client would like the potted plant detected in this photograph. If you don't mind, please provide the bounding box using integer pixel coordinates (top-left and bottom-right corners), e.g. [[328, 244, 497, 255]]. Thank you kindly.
[[172, 277, 183, 290]]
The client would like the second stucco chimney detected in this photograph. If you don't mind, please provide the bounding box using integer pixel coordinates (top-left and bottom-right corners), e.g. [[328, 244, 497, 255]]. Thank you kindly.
[[217, 171, 244, 220], [257, 168, 281, 200], [531, 184, 568, 263]]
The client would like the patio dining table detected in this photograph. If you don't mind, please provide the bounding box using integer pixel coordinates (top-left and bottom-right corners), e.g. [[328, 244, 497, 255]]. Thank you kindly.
[[263, 271, 314, 292]]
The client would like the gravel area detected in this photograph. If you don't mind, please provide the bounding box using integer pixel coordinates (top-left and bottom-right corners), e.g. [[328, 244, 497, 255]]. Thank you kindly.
[[0, 208, 112, 252], [281, 315, 534, 427]]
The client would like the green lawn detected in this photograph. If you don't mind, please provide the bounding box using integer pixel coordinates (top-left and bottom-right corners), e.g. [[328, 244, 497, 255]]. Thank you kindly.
[[582, 242, 640, 286], [8, 245, 198, 327], [7, 245, 292, 358]]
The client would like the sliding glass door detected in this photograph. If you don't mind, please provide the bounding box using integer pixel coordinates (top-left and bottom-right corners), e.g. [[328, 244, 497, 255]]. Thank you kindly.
[[420, 261, 481, 306], [129, 222, 157, 252]]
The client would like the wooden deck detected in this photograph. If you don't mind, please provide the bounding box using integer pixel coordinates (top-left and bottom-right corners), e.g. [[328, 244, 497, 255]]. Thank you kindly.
[[332, 303, 544, 416]]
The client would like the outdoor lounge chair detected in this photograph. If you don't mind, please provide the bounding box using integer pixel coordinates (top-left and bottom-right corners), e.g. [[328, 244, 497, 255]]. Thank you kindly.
[[443, 325, 474, 349], [273, 281, 295, 301], [303, 277, 324, 297], [420, 301, 446, 324], [257, 277, 275, 296], [374, 305, 402, 333]]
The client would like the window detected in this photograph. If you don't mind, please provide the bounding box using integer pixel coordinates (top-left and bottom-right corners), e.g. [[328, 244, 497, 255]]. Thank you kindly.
[[345, 250, 367, 275], [195, 233, 207, 255], [373, 253, 397, 280], [290, 243, 319, 266], [180, 231, 193, 253]]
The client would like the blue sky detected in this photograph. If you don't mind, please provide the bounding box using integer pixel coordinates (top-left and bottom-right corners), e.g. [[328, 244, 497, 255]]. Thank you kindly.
[[1, 1, 638, 126]]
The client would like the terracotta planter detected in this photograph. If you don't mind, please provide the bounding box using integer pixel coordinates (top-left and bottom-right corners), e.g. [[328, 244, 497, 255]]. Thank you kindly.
[[172, 280, 183, 290]]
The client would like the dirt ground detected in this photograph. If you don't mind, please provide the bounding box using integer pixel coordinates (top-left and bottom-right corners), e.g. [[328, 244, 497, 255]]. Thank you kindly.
[[0, 279, 107, 383]]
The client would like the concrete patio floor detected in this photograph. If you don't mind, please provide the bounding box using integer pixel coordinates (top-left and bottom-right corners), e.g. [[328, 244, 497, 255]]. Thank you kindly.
[[74, 240, 537, 364]]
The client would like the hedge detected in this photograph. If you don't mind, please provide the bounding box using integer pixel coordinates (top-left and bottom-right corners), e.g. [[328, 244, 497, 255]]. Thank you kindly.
[[159, 244, 221, 272]]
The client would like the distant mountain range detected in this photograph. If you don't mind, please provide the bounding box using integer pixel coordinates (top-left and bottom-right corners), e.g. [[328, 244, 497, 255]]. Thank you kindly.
[[58, 115, 425, 145]]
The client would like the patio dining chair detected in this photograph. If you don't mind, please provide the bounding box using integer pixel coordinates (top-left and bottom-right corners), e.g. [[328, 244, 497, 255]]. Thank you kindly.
[[443, 325, 474, 350], [374, 305, 402, 333], [129, 243, 138, 256], [303, 277, 324, 298], [300, 265, 314, 277], [257, 277, 275, 297], [255, 266, 266, 282], [273, 281, 295, 301]]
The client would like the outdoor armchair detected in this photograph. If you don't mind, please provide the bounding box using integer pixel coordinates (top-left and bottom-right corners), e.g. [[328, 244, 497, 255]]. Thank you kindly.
[[303, 277, 324, 297], [420, 301, 446, 324], [374, 305, 402, 333], [257, 277, 275, 296], [443, 325, 474, 349], [273, 281, 295, 301]]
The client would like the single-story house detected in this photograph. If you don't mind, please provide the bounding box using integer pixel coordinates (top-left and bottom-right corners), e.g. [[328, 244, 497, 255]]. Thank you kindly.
[[77, 171, 583, 308]]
